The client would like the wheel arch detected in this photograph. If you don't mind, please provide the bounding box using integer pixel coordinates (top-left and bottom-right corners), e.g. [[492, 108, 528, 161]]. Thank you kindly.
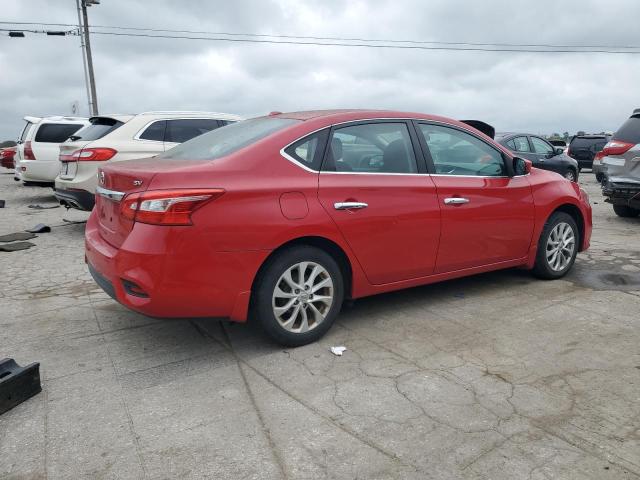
[[250, 235, 354, 302], [552, 203, 585, 251]]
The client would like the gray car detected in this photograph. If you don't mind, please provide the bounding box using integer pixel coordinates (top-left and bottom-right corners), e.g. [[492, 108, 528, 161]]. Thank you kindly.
[[601, 108, 640, 217]]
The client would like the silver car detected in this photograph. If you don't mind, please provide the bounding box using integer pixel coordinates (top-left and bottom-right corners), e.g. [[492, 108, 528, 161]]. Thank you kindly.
[[601, 109, 640, 217]]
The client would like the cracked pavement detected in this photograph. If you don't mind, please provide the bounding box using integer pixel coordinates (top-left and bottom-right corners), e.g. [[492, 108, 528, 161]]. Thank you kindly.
[[1, 171, 639, 479]]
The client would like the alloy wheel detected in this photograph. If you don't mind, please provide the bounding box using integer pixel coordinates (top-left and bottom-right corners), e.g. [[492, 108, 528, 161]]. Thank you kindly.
[[546, 222, 576, 271], [272, 261, 334, 333], [564, 170, 576, 182]]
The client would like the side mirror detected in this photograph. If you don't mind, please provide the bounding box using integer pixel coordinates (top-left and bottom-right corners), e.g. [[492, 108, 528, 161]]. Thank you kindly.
[[513, 157, 532, 175], [554, 147, 564, 155]]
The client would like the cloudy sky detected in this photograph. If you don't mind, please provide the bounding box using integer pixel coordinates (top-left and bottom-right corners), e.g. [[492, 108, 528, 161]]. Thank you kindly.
[[1, 0, 639, 140]]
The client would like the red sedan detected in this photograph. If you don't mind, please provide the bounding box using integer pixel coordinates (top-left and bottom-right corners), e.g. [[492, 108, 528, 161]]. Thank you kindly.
[[86, 110, 592, 346], [0, 146, 16, 169]]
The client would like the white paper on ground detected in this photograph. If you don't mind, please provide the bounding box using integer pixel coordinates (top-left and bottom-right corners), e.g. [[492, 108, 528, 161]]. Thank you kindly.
[[330, 346, 347, 356]]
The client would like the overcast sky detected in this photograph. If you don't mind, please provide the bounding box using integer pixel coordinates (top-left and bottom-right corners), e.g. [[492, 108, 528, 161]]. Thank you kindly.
[[1, 0, 639, 140]]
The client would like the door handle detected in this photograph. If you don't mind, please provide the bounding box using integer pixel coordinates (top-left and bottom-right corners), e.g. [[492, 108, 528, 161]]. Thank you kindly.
[[334, 202, 368, 210], [444, 197, 470, 205]]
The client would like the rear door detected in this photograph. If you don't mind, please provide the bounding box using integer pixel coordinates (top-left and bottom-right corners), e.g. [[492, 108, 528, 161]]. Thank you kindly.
[[415, 122, 535, 273], [163, 118, 224, 151], [317, 121, 441, 285]]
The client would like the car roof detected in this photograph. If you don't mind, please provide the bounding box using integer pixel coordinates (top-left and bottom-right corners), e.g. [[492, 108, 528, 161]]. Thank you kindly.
[[272, 109, 487, 133]]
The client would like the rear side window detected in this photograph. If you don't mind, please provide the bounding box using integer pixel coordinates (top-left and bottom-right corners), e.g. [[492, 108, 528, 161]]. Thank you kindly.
[[614, 116, 640, 145], [512, 136, 531, 153], [34, 123, 84, 143], [19, 122, 34, 142], [139, 121, 166, 141], [73, 117, 124, 141], [284, 129, 329, 171], [165, 119, 221, 143], [159, 117, 299, 160]]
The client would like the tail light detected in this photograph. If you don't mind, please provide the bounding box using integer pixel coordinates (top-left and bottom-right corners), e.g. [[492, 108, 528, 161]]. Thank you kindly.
[[601, 140, 634, 157], [594, 151, 604, 161], [23, 141, 35, 160], [120, 189, 225, 226], [59, 148, 117, 162]]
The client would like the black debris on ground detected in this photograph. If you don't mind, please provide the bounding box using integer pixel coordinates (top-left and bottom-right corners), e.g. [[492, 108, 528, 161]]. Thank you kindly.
[[0, 241, 36, 252], [27, 204, 60, 210], [25, 223, 51, 233], [0, 232, 37, 242]]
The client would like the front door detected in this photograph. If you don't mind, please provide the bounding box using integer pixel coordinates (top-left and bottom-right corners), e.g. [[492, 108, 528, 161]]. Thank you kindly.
[[415, 122, 535, 273], [318, 121, 441, 285]]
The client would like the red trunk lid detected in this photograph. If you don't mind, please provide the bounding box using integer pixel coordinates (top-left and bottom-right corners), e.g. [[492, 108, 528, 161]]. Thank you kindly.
[[96, 157, 208, 248]]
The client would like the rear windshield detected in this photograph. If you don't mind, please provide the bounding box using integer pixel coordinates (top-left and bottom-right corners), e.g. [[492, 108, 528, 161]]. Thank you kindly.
[[159, 117, 299, 160], [614, 116, 640, 145], [569, 137, 608, 150], [34, 123, 84, 143], [72, 117, 124, 142]]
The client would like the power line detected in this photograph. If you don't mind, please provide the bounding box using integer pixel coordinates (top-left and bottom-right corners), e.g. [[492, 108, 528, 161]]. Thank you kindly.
[[2, 20, 640, 51], [87, 31, 640, 54], [3, 21, 640, 54]]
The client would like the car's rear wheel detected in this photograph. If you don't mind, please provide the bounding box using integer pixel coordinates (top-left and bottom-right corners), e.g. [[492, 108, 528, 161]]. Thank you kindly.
[[595, 172, 604, 183], [564, 169, 577, 182], [253, 246, 344, 347], [532, 212, 579, 279], [613, 205, 640, 218]]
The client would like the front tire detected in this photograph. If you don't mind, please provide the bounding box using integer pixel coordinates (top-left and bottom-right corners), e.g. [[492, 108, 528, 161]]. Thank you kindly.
[[532, 212, 579, 279], [253, 245, 344, 347], [613, 205, 640, 218]]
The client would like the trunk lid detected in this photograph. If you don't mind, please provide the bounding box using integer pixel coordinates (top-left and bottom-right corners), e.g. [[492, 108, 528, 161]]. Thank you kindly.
[[96, 157, 211, 248]]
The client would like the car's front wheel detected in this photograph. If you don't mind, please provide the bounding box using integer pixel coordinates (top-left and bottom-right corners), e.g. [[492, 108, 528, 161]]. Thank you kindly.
[[532, 212, 579, 279], [253, 245, 344, 347], [613, 205, 640, 218]]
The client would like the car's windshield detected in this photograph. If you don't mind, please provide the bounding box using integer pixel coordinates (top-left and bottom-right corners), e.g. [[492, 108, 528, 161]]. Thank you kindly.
[[159, 117, 299, 160]]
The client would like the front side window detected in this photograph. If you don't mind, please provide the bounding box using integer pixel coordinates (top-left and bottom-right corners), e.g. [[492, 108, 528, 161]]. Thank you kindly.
[[165, 119, 222, 143], [531, 137, 554, 155], [512, 136, 531, 153], [159, 117, 299, 160], [284, 129, 328, 171], [418, 124, 506, 176], [139, 121, 166, 141], [325, 122, 417, 173], [34, 123, 84, 143]]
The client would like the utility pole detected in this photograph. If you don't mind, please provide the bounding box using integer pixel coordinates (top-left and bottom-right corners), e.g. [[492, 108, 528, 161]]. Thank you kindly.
[[76, 0, 99, 116]]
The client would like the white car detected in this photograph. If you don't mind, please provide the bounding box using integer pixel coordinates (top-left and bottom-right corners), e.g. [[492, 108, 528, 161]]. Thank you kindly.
[[15, 116, 89, 184], [55, 111, 242, 210]]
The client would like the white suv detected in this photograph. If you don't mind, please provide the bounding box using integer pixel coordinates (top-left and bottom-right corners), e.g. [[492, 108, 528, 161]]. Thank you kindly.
[[55, 111, 242, 210], [15, 116, 89, 184]]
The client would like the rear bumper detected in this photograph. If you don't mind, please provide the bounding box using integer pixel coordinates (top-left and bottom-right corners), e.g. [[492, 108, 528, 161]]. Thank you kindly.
[[84, 210, 269, 321], [18, 159, 59, 183], [54, 188, 95, 211], [602, 179, 640, 208]]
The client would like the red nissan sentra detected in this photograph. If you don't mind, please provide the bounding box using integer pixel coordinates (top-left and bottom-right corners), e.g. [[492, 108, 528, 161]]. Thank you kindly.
[[86, 110, 592, 346]]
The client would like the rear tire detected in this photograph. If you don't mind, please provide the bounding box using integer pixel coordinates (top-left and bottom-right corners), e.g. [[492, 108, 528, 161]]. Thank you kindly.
[[613, 205, 640, 218], [252, 245, 344, 347], [564, 169, 577, 182], [595, 172, 604, 183], [532, 212, 579, 280]]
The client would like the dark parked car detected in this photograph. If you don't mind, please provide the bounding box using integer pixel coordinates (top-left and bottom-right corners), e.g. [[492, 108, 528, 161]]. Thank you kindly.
[[496, 133, 579, 182], [601, 109, 640, 217], [567, 134, 610, 171]]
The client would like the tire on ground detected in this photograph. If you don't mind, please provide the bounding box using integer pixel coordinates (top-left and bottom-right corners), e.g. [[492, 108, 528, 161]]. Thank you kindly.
[[252, 245, 344, 347]]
